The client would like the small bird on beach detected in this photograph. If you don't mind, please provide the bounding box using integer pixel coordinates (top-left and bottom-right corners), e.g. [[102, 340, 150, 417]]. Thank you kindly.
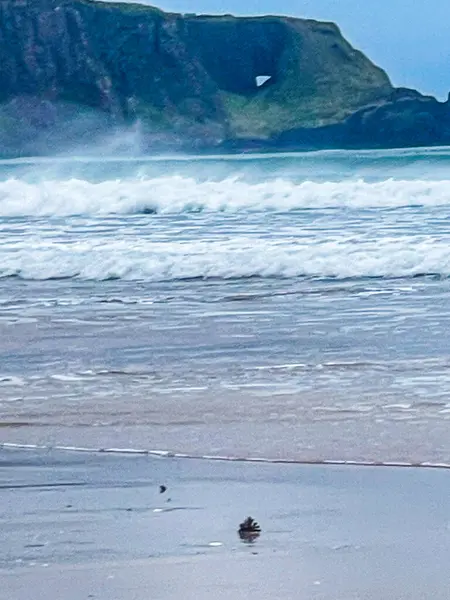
[[159, 485, 167, 494], [238, 516, 261, 542]]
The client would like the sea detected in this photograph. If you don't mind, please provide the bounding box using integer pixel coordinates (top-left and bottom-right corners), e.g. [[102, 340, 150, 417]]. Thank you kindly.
[[1, 147, 450, 464]]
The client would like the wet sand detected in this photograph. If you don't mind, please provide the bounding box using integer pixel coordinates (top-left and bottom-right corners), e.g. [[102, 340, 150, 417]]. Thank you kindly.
[[1, 448, 450, 599]]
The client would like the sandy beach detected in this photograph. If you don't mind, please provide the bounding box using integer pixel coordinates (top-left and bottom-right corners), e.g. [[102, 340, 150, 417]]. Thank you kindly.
[[1, 448, 450, 599]]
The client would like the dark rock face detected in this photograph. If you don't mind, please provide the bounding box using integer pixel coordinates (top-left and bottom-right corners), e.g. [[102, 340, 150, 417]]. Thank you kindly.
[[0, 0, 226, 154], [274, 93, 450, 150], [0, 0, 447, 155]]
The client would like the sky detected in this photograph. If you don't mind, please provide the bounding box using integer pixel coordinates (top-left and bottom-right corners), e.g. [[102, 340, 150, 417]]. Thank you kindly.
[[114, 0, 450, 99]]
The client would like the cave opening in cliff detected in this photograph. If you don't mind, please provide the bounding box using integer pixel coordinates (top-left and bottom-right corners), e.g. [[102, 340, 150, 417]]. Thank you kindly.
[[185, 18, 285, 97], [255, 75, 272, 89]]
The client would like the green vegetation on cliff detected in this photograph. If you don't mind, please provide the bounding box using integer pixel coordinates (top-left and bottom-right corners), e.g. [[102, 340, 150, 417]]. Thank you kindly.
[[188, 16, 392, 137]]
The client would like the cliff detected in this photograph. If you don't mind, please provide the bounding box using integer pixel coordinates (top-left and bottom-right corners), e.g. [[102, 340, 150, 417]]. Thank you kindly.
[[0, 0, 447, 155]]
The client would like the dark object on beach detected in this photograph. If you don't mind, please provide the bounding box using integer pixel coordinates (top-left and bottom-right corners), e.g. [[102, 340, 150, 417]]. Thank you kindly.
[[159, 485, 167, 494], [238, 517, 261, 542]]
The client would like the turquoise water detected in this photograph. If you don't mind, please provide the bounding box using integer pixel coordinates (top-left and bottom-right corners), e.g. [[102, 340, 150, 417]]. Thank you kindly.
[[1, 148, 450, 462]]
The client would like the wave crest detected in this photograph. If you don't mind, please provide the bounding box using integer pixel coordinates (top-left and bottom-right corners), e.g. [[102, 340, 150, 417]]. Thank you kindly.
[[1, 176, 450, 216], [1, 237, 449, 281]]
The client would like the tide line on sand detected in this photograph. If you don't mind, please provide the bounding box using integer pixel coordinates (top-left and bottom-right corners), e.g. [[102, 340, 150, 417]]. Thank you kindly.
[[1, 441, 450, 470]]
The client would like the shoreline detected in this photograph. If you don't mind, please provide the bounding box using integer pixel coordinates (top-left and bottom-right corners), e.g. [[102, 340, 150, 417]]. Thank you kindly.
[[2, 441, 450, 471]]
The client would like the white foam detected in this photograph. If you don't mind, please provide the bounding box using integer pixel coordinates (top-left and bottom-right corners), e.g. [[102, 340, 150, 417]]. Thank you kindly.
[[1, 176, 450, 216], [0, 234, 449, 281], [50, 374, 86, 382], [3, 441, 450, 470]]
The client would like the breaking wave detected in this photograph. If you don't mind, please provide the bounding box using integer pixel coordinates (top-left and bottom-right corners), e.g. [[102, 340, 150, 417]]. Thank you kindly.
[[1, 176, 450, 216], [1, 236, 449, 281]]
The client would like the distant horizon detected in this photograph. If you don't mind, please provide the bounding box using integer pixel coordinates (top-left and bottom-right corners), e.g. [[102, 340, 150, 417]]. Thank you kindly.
[[101, 0, 450, 100]]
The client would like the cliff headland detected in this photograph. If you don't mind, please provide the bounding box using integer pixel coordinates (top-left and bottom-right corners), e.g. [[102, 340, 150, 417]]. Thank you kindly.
[[0, 0, 449, 155]]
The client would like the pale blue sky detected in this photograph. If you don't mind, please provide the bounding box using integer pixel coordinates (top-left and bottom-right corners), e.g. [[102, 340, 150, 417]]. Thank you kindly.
[[112, 0, 449, 99]]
